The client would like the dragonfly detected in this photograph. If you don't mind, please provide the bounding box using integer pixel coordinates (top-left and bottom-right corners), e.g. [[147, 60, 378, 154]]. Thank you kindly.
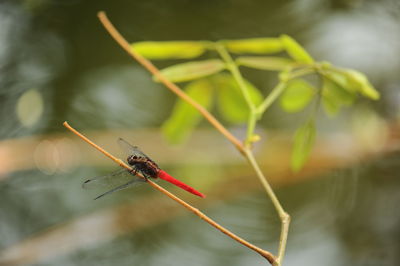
[[83, 138, 205, 200]]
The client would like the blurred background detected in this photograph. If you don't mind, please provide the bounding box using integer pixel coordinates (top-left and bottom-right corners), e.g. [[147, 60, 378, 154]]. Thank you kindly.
[[0, 0, 400, 265]]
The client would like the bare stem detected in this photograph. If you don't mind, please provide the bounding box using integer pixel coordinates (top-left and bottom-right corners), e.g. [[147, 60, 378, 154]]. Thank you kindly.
[[276, 212, 290, 265], [63, 121, 276, 264], [244, 148, 290, 265], [245, 110, 258, 146], [244, 149, 285, 217], [97, 12, 244, 154]]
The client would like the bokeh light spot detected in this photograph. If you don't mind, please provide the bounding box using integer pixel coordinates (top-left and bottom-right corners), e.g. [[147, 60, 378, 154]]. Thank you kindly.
[[16, 89, 44, 127], [34, 140, 57, 175]]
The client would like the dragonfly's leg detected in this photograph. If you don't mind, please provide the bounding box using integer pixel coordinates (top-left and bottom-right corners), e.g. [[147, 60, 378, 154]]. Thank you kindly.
[[129, 168, 144, 178], [130, 168, 151, 181], [142, 173, 151, 181]]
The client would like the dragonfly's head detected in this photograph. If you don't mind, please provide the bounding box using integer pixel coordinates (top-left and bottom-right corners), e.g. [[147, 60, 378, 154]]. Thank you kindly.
[[127, 155, 138, 166]]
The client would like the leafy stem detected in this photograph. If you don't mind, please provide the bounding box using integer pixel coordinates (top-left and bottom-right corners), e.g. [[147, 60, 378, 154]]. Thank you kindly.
[[288, 66, 315, 80], [215, 40, 291, 263], [215, 43, 258, 144], [215, 43, 255, 111], [214, 42, 291, 264], [256, 81, 287, 116], [256, 65, 316, 116], [247, 67, 315, 144]]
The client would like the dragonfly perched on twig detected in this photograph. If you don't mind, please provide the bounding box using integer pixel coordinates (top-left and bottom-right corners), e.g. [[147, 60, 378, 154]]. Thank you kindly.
[[83, 138, 205, 200]]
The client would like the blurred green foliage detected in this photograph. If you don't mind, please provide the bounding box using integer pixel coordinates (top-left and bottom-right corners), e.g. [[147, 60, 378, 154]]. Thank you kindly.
[[222, 38, 284, 54], [162, 79, 214, 143], [131, 35, 380, 171], [279, 79, 315, 113], [236, 56, 293, 71], [131, 41, 209, 59], [215, 74, 262, 124], [280, 35, 314, 64], [155, 59, 225, 83], [291, 120, 316, 172]]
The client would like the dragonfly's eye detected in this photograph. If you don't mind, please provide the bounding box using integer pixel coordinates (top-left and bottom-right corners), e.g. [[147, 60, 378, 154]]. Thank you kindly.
[[128, 155, 141, 165]]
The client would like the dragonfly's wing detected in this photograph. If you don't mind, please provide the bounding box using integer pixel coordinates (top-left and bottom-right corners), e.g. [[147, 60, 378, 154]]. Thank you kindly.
[[83, 168, 146, 200], [117, 138, 151, 160], [93, 179, 145, 200], [83, 169, 135, 189]]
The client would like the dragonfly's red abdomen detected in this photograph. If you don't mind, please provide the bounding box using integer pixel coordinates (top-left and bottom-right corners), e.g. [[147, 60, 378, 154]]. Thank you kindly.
[[157, 170, 205, 198]]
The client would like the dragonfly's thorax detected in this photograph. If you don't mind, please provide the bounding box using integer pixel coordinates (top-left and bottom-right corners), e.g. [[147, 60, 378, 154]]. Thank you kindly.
[[127, 155, 159, 178]]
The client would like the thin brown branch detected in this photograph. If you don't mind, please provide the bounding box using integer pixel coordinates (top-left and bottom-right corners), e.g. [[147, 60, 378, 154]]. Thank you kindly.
[[97, 11, 244, 154], [63, 121, 276, 264]]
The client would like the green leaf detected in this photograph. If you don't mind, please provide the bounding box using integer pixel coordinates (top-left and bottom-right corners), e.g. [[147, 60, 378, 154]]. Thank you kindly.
[[155, 59, 225, 83], [322, 70, 355, 92], [131, 41, 208, 59], [322, 69, 380, 100], [344, 69, 380, 100], [236, 56, 293, 71], [279, 79, 315, 113], [280, 35, 314, 64], [322, 77, 356, 116], [291, 120, 316, 172], [162, 79, 214, 144], [214, 74, 262, 124], [223, 38, 284, 54], [322, 94, 339, 116]]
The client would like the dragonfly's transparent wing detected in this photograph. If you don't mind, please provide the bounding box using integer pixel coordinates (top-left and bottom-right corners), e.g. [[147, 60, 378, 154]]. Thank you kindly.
[[83, 169, 146, 200], [93, 179, 145, 200], [117, 138, 151, 160], [83, 169, 134, 189]]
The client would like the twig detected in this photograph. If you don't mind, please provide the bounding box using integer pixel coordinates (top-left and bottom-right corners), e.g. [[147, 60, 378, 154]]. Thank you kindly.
[[63, 121, 276, 264], [97, 12, 244, 154]]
